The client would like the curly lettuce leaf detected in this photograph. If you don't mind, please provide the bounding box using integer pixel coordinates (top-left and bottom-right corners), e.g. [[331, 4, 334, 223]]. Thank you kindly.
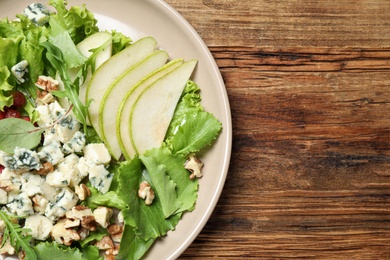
[[165, 80, 222, 155], [34, 242, 102, 260], [0, 67, 15, 110], [111, 30, 132, 55], [167, 111, 222, 156], [48, 0, 99, 44]]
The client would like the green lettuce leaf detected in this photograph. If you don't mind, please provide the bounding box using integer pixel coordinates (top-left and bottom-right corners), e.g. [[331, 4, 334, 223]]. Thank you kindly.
[[140, 154, 182, 218], [48, 0, 99, 44], [142, 147, 198, 213], [168, 111, 222, 156], [111, 30, 132, 55], [0, 67, 14, 110], [34, 242, 102, 260], [48, 17, 87, 69], [118, 159, 180, 240], [116, 225, 155, 260]]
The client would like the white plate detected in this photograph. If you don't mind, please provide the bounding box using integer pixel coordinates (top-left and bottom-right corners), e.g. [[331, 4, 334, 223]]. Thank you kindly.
[[0, 0, 232, 259]]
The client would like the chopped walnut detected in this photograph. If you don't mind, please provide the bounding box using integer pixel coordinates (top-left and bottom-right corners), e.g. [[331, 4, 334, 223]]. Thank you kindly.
[[0, 179, 19, 192], [81, 215, 97, 231], [35, 75, 59, 92], [36, 89, 55, 105], [75, 184, 91, 201], [94, 235, 114, 250], [138, 181, 155, 205], [107, 224, 124, 243], [66, 206, 96, 231], [32, 194, 48, 214], [0, 235, 15, 256], [64, 218, 81, 229], [184, 153, 204, 179], [50, 219, 81, 246], [105, 245, 119, 260], [37, 162, 54, 175]]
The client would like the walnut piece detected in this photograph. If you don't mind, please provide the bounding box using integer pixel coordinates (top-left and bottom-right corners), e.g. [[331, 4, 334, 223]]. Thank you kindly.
[[37, 162, 54, 176], [35, 75, 59, 92], [107, 224, 124, 243], [184, 153, 204, 179], [94, 235, 114, 250], [105, 245, 119, 260], [75, 184, 91, 201], [50, 219, 81, 246], [138, 181, 155, 205]]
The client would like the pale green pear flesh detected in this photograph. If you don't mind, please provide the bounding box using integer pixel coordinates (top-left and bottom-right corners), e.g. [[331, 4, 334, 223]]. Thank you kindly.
[[58, 31, 113, 124], [117, 58, 184, 160], [77, 31, 113, 106], [86, 36, 157, 137], [99, 50, 169, 160], [130, 60, 198, 155]]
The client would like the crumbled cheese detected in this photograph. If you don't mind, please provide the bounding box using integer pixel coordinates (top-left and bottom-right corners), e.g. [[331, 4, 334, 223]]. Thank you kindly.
[[38, 141, 64, 166], [23, 3, 51, 26], [88, 164, 113, 194], [83, 143, 111, 165], [63, 131, 86, 154], [56, 153, 81, 187], [45, 187, 78, 221], [20, 172, 45, 197], [55, 114, 80, 143], [0, 189, 8, 204], [24, 214, 53, 240], [6, 192, 34, 217], [11, 60, 29, 84], [3, 147, 41, 172]]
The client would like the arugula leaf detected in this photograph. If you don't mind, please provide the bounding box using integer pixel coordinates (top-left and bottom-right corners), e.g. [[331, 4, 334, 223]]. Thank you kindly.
[[0, 211, 37, 260], [34, 242, 102, 260], [0, 118, 43, 153], [116, 225, 155, 260], [41, 41, 89, 129]]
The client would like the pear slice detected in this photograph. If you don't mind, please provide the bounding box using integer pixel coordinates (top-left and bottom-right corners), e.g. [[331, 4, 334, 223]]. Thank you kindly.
[[117, 58, 184, 160], [86, 36, 157, 137], [77, 31, 112, 105], [130, 59, 198, 155], [58, 31, 112, 115], [99, 50, 169, 160]]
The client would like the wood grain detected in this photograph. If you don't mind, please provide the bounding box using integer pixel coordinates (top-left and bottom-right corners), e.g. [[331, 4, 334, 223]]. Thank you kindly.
[[164, 0, 390, 259]]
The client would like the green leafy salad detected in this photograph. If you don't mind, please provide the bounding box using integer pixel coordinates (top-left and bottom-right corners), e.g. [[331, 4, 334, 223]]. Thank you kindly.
[[0, 1, 221, 259]]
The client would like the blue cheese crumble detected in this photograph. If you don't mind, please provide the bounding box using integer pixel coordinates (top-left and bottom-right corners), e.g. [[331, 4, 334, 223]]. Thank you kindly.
[[3, 147, 41, 171], [11, 60, 29, 84], [23, 3, 51, 26]]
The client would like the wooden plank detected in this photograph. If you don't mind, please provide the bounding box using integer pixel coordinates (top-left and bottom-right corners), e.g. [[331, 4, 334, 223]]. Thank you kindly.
[[163, 0, 390, 259]]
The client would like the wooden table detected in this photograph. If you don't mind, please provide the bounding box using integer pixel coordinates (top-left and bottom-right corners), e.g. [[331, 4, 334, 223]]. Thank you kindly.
[[165, 0, 390, 259]]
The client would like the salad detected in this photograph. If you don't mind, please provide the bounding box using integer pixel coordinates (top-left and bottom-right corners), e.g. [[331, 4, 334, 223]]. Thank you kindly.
[[0, 1, 221, 259]]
